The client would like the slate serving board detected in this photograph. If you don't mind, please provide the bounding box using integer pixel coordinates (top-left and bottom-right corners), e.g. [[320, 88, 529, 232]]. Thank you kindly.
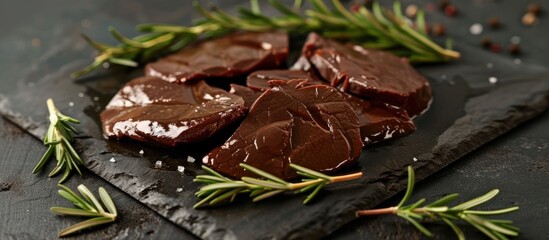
[[1, 8, 549, 240]]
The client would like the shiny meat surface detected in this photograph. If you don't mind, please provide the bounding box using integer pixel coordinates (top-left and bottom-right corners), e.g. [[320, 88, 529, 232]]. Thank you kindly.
[[229, 84, 263, 108], [100, 77, 247, 146], [204, 80, 363, 179], [246, 69, 323, 91], [145, 32, 288, 83], [243, 69, 416, 145], [301, 33, 432, 116]]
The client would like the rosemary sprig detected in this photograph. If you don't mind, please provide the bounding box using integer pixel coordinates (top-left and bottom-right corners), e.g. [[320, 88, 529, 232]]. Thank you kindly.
[[73, 0, 460, 78], [193, 163, 362, 208], [51, 184, 118, 237], [32, 99, 82, 183], [356, 166, 520, 240]]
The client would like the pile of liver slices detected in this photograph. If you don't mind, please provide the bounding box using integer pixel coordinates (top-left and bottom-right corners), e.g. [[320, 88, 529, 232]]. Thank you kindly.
[[101, 32, 431, 179]]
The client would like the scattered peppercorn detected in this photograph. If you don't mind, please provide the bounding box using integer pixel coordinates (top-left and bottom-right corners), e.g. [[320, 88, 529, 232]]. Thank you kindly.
[[432, 23, 446, 36], [439, 0, 451, 10], [522, 12, 537, 26], [406, 4, 419, 18], [490, 43, 502, 53], [487, 17, 502, 29], [508, 44, 521, 55], [481, 36, 493, 49], [444, 5, 458, 17], [527, 3, 542, 16]]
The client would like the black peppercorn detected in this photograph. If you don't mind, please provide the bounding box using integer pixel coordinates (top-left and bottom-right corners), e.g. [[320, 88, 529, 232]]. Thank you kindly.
[[481, 37, 492, 49], [487, 17, 502, 29], [527, 3, 542, 16], [508, 44, 521, 55]]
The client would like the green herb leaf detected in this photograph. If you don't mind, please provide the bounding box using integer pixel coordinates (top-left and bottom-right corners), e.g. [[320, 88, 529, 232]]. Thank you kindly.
[[33, 99, 82, 183], [356, 166, 520, 239], [53, 184, 118, 237]]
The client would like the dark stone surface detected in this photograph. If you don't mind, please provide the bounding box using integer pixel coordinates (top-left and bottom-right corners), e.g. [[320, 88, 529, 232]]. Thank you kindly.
[[0, 0, 548, 239]]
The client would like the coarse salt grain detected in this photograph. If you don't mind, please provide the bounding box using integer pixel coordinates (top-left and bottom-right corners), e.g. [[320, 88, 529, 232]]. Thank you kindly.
[[413, 157, 418, 162], [78, 92, 84, 98], [155, 160, 163, 168], [176, 188, 183, 193], [109, 157, 116, 163], [177, 166, 185, 173], [510, 36, 521, 44], [69, 102, 74, 107], [187, 156, 195, 163], [486, 63, 493, 69], [139, 150, 144, 155], [514, 59, 522, 64], [489, 77, 498, 84], [469, 23, 483, 35]]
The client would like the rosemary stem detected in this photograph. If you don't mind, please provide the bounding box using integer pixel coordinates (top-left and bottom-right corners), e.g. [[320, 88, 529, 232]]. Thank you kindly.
[[356, 206, 398, 216], [288, 178, 324, 190], [330, 172, 363, 183]]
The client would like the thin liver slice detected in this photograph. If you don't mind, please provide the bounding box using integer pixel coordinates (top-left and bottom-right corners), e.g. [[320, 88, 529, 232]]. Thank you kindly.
[[204, 80, 362, 179], [301, 33, 432, 116], [244, 70, 416, 145], [101, 76, 247, 147], [145, 32, 288, 83]]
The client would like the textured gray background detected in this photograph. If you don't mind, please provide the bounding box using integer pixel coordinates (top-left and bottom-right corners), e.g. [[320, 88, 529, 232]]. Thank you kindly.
[[0, 0, 548, 239]]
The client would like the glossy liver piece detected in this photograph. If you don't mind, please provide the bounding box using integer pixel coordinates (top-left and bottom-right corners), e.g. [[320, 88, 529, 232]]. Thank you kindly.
[[244, 70, 416, 145], [101, 77, 247, 146], [146, 32, 288, 83], [302, 33, 432, 116], [204, 80, 362, 179]]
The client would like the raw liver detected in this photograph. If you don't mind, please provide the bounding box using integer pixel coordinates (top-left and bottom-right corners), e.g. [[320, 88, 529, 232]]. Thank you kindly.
[[145, 32, 288, 83], [244, 70, 416, 144], [204, 80, 363, 179], [301, 33, 432, 116], [101, 76, 247, 146]]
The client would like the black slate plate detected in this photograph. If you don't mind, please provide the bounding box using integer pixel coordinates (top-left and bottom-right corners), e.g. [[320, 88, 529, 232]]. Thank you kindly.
[[1, 17, 549, 240]]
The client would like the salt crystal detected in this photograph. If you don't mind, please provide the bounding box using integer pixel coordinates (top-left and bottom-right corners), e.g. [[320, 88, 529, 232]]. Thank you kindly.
[[187, 156, 195, 163], [489, 77, 498, 84], [78, 92, 84, 98], [486, 63, 493, 69], [413, 157, 418, 162], [514, 58, 522, 64], [155, 160, 163, 168], [510, 36, 521, 44], [139, 150, 144, 155], [69, 102, 74, 107], [93, 96, 100, 102], [102, 62, 110, 68], [176, 188, 183, 193], [109, 157, 116, 163], [177, 166, 185, 173], [469, 23, 483, 35]]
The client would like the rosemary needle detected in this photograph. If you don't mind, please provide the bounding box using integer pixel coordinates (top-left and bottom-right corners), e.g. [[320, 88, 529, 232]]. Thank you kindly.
[[52, 184, 118, 237], [193, 163, 363, 208], [33, 98, 82, 183], [356, 166, 520, 240], [73, 0, 460, 78]]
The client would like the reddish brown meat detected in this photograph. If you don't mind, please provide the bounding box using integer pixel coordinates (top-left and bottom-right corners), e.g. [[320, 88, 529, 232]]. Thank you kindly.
[[244, 70, 416, 144], [204, 80, 362, 179], [301, 33, 432, 116], [145, 32, 288, 83], [100, 77, 247, 146]]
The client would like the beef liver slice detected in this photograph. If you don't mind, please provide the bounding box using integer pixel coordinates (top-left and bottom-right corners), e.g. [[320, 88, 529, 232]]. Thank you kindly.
[[244, 69, 416, 145], [204, 80, 362, 179], [145, 32, 288, 83], [302, 33, 432, 116], [101, 76, 247, 146]]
